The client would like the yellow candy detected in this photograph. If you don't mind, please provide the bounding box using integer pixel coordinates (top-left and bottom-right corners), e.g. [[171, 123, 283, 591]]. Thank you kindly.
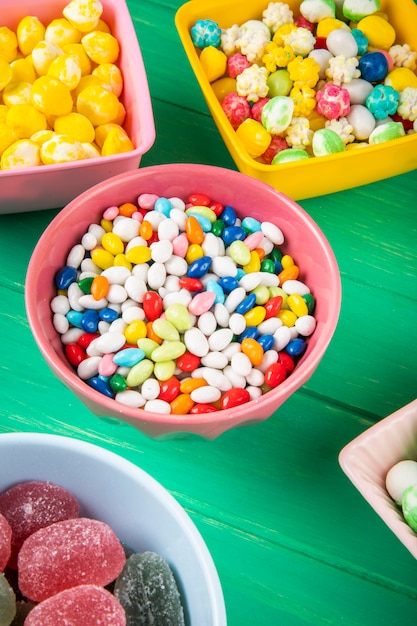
[[243, 305, 266, 327], [277, 309, 297, 327], [30, 129, 56, 146], [235, 119, 271, 159], [125, 246, 152, 264], [1, 139, 40, 169], [101, 127, 134, 155], [39, 134, 85, 164], [185, 244, 204, 264], [91, 247, 115, 269], [0, 122, 18, 156], [316, 18, 350, 38], [385, 67, 417, 92], [0, 57, 12, 91], [81, 31, 120, 65], [211, 77, 237, 101], [101, 232, 124, 255], [357, 15, 396, 50], [32, 40, 64, 76], [54, 112, 95, 143], [16, 16, 46, 56], [94, 122, 121, 147], [10, 58, 37, 83], [72, 74, 107, 101], [6, 104, 47, 138], [287, 293, 308, 318], [113, 253, 132, 270], [62, 43, 92, 75], [124, 320, 147, 344], [2, 81, 32, 106], [199, 46, 227, 82], [31, 76, 73, 116], [63, 0, 104, 32], [81, 141, 101, 158], [111, 101, 126, 126], [94, 19, 111, 34], [243, 250, 261, 273], [92, 63, 123, 97], [0, 26, 18, 63], [281, 254, 295, 269], [76, 84, 120, 126], [0, 106, 8, 123], [100, 218, 113, 232], [44, 18, 82, 47], [47, 54, 82, 89]]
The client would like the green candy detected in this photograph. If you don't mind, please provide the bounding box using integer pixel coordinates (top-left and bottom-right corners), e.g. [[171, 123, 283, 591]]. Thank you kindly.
[[152, 318, 180, 341], [212, 219, 225, 236], [165, 303, 193, 332], [369, 121, 405, 145], [261, 258, 276, 274], [126, 359, 154, 387], [229, 240, 251, 266], [303, 293, 316, 315], [252, 285, 270, 304], [151, 341, 186, 363], [0, 573, 16, 626], [342, 0, 380, 21], [261, 96, 294, 134], [402, 484, 417, 532], [110, 373, 127, 392], [154, 360, 176, 381], [78, 276, 94, 294], [300, 0, 336, 22], [185, 205, 217, 223], [266, 69, 293, 97], [272, 148, 310, 164], [312, 128, 345, 157], [137, 338, 160, 358]]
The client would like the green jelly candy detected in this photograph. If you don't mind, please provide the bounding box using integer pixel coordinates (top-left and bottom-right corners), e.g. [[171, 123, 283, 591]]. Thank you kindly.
[[164, 304, 193, 332], [402, 484, 417, 532], [261, 259, 275, 274], [269, 247, 282, 262], [0, 573, 16, 626], [110, 373, 128, 392], [229, 240, 251, 266], [152, 319, 180, 341], [272, 148, 310, 164], [185, 205, 217, 223], [78, 276, 94, 294], [126, 359, 154, 387], [137, 338, 160, 358], [303, 293, 316, 315], [151, 341, 186, 363], [114, 551, 185, 626], [212, 219, 225, 236], [153, 360, 176, 381]]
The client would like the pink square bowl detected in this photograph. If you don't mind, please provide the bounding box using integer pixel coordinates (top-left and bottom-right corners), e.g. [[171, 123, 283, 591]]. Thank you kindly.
[[339, 398, 417, 558]]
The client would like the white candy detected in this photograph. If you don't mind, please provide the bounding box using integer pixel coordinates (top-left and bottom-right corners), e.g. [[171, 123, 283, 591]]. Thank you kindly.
[[261, 221, 284, 245], [326, 28, 358, 58], [124, 275, 147, 303], [208, 328, 233, 352], [223, 365, 246, 388], [67, 282, 85, 312], [108, 318, 127, 334], [88, 223, 105, 240], [164, 255, 188, 276], [258, 236, 274, 256], [144, 399, 171, 414], [386, 460, 417, 504], [214, 303, 230, 328], [246, 368, 264, 387], [257, 318, 282, 335], [190, 385, 221, 404], [53, 312, 69, 334], [239, 271, 278, 291], [225, 287, 246, 313], [201, 351, 228, 369], [247, 386, 262, 400], [115, 390, 146, 408], [221, 342, 241, 361], [281, 279, 310, 295], [132, 264, 149, 281], [78, 294, 108, 310], [229, 312, 246, 335], [112, 217, 140, 242], [259, 349, 279, 373], [51, 294, 70, 315], [87, 331, 126, 355], [197, 311, 217, 336], [150, 240, 173, 264], [81, 232, 97, 250], [141, 378, 160, 401], [107, 284, 128, 304], [66, 243, 85, 268], [169, 208, 187, 230], [77, 356, 101, 379], [192, 367, 232, 391], [295, 315, 317, 336], [81, 258, 100, 273], [61, 327, 84, 344], [184, 327, 209, 357], [125, 236, 148, 252], [202, 232, 221, 258], [142, 210, 165, 229], [231, 352, 252, 377], [122, 306, 145, 323], [163, 288, 192, 308], [98, 321, 110, 334], [147, 262, 166, 290], [163, 275, 180, 292], [168, 196, 186, 211], [158, 217, 179, 241], [211, 255, 237, 277], [273, 325, 292, 351], [101, 266, 131, 285]]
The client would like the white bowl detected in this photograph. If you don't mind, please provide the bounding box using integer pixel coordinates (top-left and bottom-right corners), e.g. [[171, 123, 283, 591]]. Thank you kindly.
[[0, 432, 226, 625]]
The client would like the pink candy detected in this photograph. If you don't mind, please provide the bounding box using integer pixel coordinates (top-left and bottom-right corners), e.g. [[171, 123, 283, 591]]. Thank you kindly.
[[0, 512, 12, 572], [316, 82, 351, 119], [227, 52, 250, 78], [221, 92, 251, 129]]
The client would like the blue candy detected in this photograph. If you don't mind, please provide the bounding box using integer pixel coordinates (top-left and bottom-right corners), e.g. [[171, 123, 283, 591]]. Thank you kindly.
[[99, 307, 119, 322], [218, 276, 239, 293], [222, 225, 246, 246], [87, 376, 114, 398], [221, 205, 237, 226], [358, 51, 388, 83], [55, 266, 77, 290], [236, 293, 256, 315], [286, 337, 307, 357], [257, 334, 274, 352], [206, 279, 225, 304], [351, 28, 368, 55], [187, 255, 212, 278], [81, 309, 99, 332], [191, 19, 221, 49], [241, 216, 262, 232], [113, 348, 145, 367], [186, 212, 212, 232], [66, 310, 83, 328], [238, 326, 259, 341], [154, 197, 172, 217]]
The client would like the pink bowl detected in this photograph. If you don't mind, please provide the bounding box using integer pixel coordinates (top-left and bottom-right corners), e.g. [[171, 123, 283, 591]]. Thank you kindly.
[[0, 0, 155, 214], [339, 399, 417, 558], [25, 163, 341, 439]]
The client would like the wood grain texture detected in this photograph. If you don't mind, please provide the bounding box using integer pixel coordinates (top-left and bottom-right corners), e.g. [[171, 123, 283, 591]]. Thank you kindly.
[[1, 0, 417, 623]]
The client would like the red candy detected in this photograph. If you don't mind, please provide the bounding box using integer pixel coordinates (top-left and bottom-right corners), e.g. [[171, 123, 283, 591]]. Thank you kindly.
[[18, 517, 126, 602], [178, 277, 204, 292], [24, 584, 126, 626], [158, 376, 181, 402], [65, 343, 87, 366], [264, 362, 287, 387], [189, 403, 218, 414], [227, 52, 250, 78], [0, 512, 12, 571], [143, 291, 163, 321], [250, 97, 270, 123], [264, 295, 283, 319], [176, 352, 201, 372], [278, 351, 295, 373], [188, 193, 211, 206], [0, 480, 79, 568], [221, 92, 251, 130], [77, 332, 100, 348], [220, 387, 251, 409]]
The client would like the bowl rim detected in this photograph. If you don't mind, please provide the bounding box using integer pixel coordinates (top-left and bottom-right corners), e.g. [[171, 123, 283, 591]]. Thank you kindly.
[[25, 163, 341, 432]]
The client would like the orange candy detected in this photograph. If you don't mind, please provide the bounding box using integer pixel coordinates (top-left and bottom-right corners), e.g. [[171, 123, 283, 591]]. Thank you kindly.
[[91, 275, 109, 300], [170, 393, 195, 415]]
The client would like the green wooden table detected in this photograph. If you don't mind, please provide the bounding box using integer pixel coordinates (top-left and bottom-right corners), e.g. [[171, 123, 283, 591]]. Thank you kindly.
[[1, 1, 417, 623]]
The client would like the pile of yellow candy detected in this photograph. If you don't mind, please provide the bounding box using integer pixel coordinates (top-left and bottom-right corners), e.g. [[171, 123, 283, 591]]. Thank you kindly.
[[0, 0, 134, 170]]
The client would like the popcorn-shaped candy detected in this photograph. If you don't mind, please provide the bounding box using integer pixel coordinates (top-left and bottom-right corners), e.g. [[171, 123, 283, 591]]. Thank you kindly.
[[114, 551, 185, 626], [0, 513, 11, 572], [54, 111, 95, 143], [356, 14, 395, 51], [0, 573, 16, 626], [92, 62, 123, 97], [237, 20, 271, 64], [76, 83, 120, 126], [31, 75, 73, 117], [262, 42, 296, 72], [62, 0, 104, 33], [316, 82, 350, 119], [40, 134, 86, 164], [221, 92, 251, 129], [220, 24, 241, 57], [287, 56, 320, 88], [191, 19, 221, 49], [0, 58, 12, 91], [325, 116, 355, 143], [44, 18, 82, 47], [0, 26, 17, 63], [290, 84, 316, 117], [366, 83, 399, 120], [326, 29, 358, 58], [250, 97, 270, 122], [236, 64, 269, 102], [281, 26, 316, 57], [47, 53, 82, 90], [385, 67, 417, 92], [299, 0, 336, 23], [199, 45, 227, 82], [235, 118, 272, 157], [24, 585, 126, 626], [397, 86, 417, 122], [346, 103, 376, 139], [368, 120, 405, 144], [262, 2, 294, 33], [261, 95, 294, 133], [358, 51, 388, 82], [18, 517, 126, 602], [342, 0, 380, 22], [389, 44, 417, 71], [325, 54, 360, 84], [5, 104, 47, 139], [312, 127, 345, 155], [16, 16, 46, 57], [259, 134, 289, 163], [285, 116, 313, 147], [63, 42, 92, 76], [351, 28, 369, 56], [272, 147, 310, 163], [31, 41, 64, 76], [0, 139, 40, 169], [0, 481, 79, 568], [81, 31, 120, 64], [227, 53, 251, 78]]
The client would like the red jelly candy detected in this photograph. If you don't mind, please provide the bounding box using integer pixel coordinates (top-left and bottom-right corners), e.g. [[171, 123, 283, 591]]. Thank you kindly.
[[176, 352, 201, 372], [188, 193, 211, 206], [264, 362, 287, 387], [65, 343, 87, 366], [157, 377, 181, 402], [0, 512, 12, 571], [178, 277, 204, 292], [189, 403, 218, 414], [18, 517, 126, 602], [143, 291, 163, 321], [24, 584, 126, 626], [220, 388, 251, 410], [264, 295, 283, 319], [277, 351, 295, 373], [0, 481, 79, 568]]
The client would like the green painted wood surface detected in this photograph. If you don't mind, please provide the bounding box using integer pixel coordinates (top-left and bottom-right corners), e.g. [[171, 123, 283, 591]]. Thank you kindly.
[[1, 1, 417, 623]]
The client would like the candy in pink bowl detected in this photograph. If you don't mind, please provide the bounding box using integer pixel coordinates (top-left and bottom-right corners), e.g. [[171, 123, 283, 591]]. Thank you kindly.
[[339, 398, 417, 559], [0, 0, 155, 214], [25, 163, 341, 440]]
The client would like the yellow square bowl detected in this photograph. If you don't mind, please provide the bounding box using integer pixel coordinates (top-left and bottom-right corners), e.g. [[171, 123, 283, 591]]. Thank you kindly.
[[175, 0, 417, 200]]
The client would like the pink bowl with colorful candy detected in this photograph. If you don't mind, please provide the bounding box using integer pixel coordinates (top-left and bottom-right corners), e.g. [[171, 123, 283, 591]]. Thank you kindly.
[[25, 163, 341, 440]]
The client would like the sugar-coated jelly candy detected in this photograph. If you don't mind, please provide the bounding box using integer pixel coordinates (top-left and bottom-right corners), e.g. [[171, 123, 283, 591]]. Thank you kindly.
[[0, 573, 16, 626], [0, 513, 11, 572], [24, 584, 126, 626], [18, 517, 126, 602], [0, 480, 79, 568], [114, 551, 185, 626]]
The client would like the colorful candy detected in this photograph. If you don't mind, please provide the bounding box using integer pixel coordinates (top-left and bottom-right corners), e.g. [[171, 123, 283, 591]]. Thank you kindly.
[[51, 190, 317, 416]]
